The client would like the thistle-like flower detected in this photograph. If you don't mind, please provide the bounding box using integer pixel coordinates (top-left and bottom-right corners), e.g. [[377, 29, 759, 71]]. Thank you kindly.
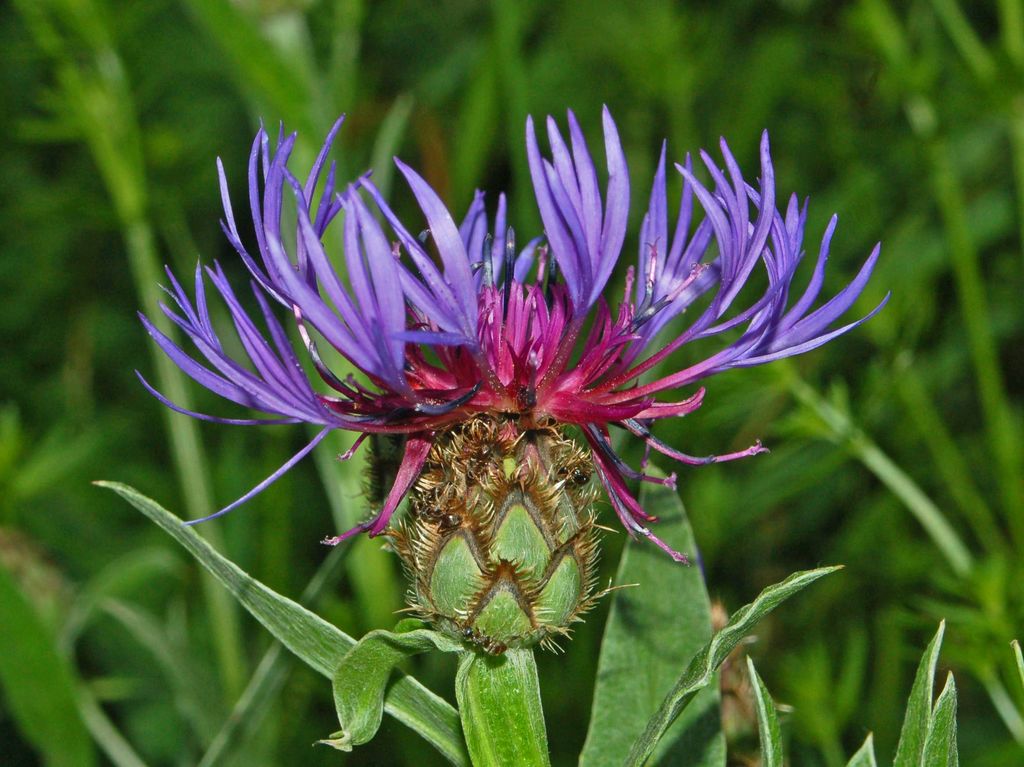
[[141, 109, 885, 649]]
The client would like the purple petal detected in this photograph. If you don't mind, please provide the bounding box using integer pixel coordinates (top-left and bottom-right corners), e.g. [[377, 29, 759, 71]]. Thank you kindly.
[[184, 428, 332, 525], [394, 159, 477, 332]]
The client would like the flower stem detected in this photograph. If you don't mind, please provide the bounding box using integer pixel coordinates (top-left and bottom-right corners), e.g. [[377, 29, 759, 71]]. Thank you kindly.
[[456, 649, 551, 767]]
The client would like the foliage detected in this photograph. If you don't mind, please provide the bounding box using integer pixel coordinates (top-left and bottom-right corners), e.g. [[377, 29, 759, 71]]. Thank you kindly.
[[1, 0, 1022, 764]]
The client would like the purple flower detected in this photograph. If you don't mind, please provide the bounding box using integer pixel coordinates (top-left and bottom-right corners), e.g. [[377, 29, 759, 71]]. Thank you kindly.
[[140, 109, 886, 560]]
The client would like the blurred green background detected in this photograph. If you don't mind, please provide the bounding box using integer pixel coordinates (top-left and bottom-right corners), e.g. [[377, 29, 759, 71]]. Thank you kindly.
[[1, 0, 1022, 764]]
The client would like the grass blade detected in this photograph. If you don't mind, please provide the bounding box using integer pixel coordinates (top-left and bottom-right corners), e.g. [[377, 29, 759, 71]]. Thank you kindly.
[[12, 0, 247, 696], [76, 684, 148, 767], [1013, 639, 1024, 692], [181, 0, 319, 138], [784, 371, 973, 575]]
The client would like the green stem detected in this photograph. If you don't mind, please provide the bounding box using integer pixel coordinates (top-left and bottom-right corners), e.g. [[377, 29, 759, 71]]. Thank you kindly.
[[76, 684, 148, 767], [999, 0, 1024, 68], [930, 0, 997, 82], [120, 197, 246, 706], [926, 140, 1024, 538], [1008, 97, 1024, 267], [893, 358, 1003, 552], [783, 370, 974, 576], [861, 0, 1024, 545], [982, 674, 1024, 744], [456, 649, 551, 767], [492, 0, 535, 230]]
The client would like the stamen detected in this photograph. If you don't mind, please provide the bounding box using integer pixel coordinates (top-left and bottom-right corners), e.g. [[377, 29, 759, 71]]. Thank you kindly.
[[502, 228, 516, 323], [644, 242, 659, 303], [293, 305, 350, 393], [412, 382, 481, 415], [584, 424, 677, 490], [535, 243, 550, 286], [630, 263, 709, 333], [338, 432, 369, 461], [623, 419, 768, 465], [622, 265, 635, 307], [545, 252, 560, 299], [632, 523, 691, 564], [481, 233, 494, 288], [591, 458, 689, 563]]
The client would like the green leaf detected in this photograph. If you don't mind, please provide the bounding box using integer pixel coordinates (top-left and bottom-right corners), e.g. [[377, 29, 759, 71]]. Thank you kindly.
[[0, 564, 96, 767], [846, 733, 878, 767], [452, 52, 499, 208], [625, 565, 842, 767], [456, 648, 550, 767], [1012, 640, 1024, 693], [180, 0, 319, 138], [747, 658, 783, 767], [76, 684, 148, 767], [894, 621, 946, 767], [921, 673, 958, 767], [368, 94, 415, 203], [98, 482, 469, 767], [329, 622, 462, 750], [580, 479, 724, 767]]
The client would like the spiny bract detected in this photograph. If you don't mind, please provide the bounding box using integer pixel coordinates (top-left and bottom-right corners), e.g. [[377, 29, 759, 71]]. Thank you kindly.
[[389, 416, 600, 653]]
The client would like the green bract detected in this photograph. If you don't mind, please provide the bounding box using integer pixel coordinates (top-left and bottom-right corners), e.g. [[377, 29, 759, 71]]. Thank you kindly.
[[389, 417, 601, 653]]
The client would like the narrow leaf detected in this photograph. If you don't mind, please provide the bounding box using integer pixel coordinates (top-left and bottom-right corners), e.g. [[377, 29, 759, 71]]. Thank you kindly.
[[747, 658, 783, 767], [0, 565, 96, 767], [625, 565, 842, 767], [894, 621, 946, 767], [369, 94, 415, 203], [181, 0, 317, 137], [76, 684, 148, 767], [580, 479, 724, 767], [98, 482, 468, 766], [846, 733, 878, 767], [330, 624, 462, 750], [921, 673, 958, 767], [456, 648, 550, 767], [1012, 640, 1024, 693]]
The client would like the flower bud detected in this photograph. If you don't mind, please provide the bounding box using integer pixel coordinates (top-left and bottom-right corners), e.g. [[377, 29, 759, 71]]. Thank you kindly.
[[388, 417, 600, 653]]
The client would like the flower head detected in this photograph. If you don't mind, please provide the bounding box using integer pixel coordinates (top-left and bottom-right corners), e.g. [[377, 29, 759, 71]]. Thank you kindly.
[[141, 108, 886, 562]]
